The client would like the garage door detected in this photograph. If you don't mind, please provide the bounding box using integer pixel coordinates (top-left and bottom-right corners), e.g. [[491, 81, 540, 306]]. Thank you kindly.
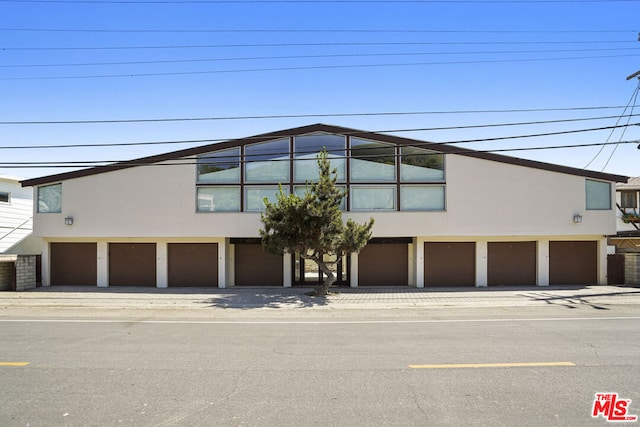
[[549, 241, 597, 285], [488, 242, 537, 286], [235, 244, 283, 286], [109, 243, 156, 287], [168, 243, 218, 287], [50, 242, 97, 286], [424, 242, 475, 287], [358, 243, 408, 286]]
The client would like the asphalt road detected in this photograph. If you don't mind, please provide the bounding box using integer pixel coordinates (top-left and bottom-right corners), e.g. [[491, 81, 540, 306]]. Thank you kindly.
[[1, 306, 640, 426]]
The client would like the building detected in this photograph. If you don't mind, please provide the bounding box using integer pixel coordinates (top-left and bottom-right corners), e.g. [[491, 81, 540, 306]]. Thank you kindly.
[[609, 177, 640, 284], [21, 124, 628, 289], [1, 175, 41, 291]]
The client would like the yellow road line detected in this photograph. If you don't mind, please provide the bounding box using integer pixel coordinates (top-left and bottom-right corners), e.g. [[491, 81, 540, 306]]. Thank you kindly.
[[0, 362, 30, 367], [409, 361, 576, 369]]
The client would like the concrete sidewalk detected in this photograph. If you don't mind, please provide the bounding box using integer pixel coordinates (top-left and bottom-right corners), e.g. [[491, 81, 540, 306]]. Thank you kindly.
[[2, 285, 640, 312]]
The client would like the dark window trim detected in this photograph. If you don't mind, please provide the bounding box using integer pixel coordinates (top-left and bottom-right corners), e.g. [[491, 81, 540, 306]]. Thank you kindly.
[[196, 136, 447, 213]]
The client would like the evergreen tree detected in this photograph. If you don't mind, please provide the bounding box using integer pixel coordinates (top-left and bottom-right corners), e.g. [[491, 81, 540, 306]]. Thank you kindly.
[[260, 149, 374, 296]]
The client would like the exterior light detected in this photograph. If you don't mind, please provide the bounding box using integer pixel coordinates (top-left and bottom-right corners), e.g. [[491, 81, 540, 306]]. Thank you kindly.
[[64, 216, 74, 226], [573, 214, 583, 224]]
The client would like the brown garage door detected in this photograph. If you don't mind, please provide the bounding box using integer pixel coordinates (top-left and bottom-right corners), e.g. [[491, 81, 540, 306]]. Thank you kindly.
[[424, 242, 475, 287], [235, 244, 283, 286], [109, 243, 156, 287], [50, 242, 97, 286], [549, 241, 597, 285], [488, 241, 537, 286], [168, 243, 218, 287], [358, 243, 408, 286]]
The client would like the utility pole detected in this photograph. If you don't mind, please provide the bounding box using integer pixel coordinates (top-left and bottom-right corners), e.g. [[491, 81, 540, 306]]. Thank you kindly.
[[626, 32, 640, 81], [627, 33, 640, 150]]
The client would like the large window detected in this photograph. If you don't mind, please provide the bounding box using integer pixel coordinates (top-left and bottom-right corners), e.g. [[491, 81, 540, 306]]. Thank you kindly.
[[400, 146, 444, 182], [400, 185, 445, 211], [294, 133, 346, 182], [350, 138, 396, 182], [197, 148, 241, 183], [586, 179, 611, 210], [245, 186, 284, 212], [0, 191, 9, 203], [195, 133, 447, 213], [197, 187, 240, 212], [245, 139, 290, 183], [37, 183, 62, 213], [351, 186, 396, 211]]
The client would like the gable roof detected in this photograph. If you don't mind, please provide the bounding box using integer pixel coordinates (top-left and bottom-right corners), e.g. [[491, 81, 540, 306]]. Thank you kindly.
[[21, 123, 628, 187]]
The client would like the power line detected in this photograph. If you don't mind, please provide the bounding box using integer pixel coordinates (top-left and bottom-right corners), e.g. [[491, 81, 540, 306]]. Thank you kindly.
[[3, 40, 635, 51], [1, 27, 636, 34], [4, 47, 639, 69], [1, 107, 636, 126], [583, 80, 640, 168], [601, 81, 640, 170], [1, 0, 639, 3], [0, 122, 637, 152], [4, 53, 639, 80]]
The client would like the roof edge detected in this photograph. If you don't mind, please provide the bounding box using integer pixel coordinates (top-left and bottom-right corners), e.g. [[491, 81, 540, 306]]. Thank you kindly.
[[21, 123, 629, 186]]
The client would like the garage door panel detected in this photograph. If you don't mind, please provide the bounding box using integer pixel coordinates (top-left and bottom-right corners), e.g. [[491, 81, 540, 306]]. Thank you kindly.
[[168, 243, 218, 287], [235, 244, 283, 286], [109, 243, 156, 287], [488, 242, 537, 286], [50, 242, 97, 286], [358, 243, 408, 286], [424, 242, 475, 287], [549, 241, 597, 285]]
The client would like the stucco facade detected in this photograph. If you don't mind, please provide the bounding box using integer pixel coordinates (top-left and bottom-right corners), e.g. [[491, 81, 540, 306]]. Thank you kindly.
[[22, 124, 627, 289]]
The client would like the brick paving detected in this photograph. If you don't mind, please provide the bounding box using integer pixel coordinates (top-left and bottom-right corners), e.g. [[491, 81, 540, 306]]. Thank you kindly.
[[1, 285, 640, 311]]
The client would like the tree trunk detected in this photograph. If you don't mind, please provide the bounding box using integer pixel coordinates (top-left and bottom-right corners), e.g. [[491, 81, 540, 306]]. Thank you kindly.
[[307, 257, 336, 297]]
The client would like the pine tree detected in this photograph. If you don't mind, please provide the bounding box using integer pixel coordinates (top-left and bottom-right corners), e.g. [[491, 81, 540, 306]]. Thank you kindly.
[[260, 149, 374, 296]]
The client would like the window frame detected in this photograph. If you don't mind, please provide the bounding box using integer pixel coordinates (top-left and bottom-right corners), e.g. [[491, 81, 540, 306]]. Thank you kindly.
[[196, 186, 241, 213], [244, 138, 291, 184], [621, 190, 638, 210], [37, 183, 62, 213], [196, 147, 241, 184], [194, 134, 447, 213], [399, 185, 446, 212], [585, 179, 612, 211], [350, 185, 397, 211]]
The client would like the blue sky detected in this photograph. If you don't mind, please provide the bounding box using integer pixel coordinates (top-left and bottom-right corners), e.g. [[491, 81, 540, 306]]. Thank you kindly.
[[1, 0, 639, 180]]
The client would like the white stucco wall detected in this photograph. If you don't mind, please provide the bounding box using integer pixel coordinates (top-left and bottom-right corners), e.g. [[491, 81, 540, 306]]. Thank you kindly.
[[30, 154, 617, 240]]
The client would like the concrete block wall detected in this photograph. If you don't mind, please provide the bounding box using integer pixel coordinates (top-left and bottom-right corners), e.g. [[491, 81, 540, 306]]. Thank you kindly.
[[625, 253, 640, 285], [15, 255, 36, 291], [0, 262, 14, 291]]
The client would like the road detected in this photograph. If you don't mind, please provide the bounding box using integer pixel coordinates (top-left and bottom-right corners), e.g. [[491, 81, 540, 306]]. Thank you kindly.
[[1, 305, 639, 426]]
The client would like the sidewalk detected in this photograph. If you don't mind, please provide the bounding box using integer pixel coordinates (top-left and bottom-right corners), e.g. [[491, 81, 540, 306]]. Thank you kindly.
[[2, 285, 640, 312]]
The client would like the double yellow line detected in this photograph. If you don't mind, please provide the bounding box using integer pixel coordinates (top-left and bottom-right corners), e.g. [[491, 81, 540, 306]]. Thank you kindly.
[[409, 361, 575, 369]]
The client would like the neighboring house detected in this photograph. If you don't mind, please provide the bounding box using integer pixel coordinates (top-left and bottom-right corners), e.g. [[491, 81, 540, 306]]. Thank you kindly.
[[0, 174, 36, 253], [21, 124, 628, 289], [609, 177, 640, 284], [0, 175, 41, 291]]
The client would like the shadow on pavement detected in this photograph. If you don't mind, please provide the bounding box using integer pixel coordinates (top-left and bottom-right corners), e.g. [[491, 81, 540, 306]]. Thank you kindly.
[[197, 290, 330, 309], [517, 289, 640, 310]]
